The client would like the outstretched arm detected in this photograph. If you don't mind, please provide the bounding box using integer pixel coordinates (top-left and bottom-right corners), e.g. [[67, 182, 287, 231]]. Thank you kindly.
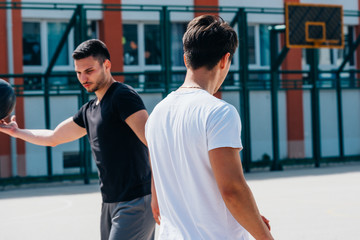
[[209, 147, 273, 240], [0, 116, 86, 147]]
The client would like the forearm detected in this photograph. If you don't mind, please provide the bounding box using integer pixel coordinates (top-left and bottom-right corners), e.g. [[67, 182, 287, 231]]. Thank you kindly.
[[149, 153, 161, 224], [222, 183, 273, 240], [12, 129, 58, 146], [209, 148, 273, 239], [0, 117, 85, 146]]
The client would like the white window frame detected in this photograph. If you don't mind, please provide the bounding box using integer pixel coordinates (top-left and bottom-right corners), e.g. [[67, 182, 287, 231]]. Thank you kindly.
[[23, 19, 74, 74]]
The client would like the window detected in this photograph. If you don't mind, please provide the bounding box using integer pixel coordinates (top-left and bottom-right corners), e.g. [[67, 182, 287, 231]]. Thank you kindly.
[[145, 24, 161, 65], [336, 26, 354, 66], [47, 22, 69, 66], [171, 23, 186, 67], [121, 22, 282, 89], [23, 20, 97, 89], [260, 25, 270, 66], [123, 22, 187, 89], [170, 23, 187, 86], [247, 26, 256, 64], [23, 21, 74, 71], [23, 22, 41, 66], [319, 48, 333, 66], [236, 25, 271, 67], [123, 24, 139, 66]]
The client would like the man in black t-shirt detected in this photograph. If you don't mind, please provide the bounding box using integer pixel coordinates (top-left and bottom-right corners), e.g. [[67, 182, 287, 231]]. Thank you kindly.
[[0, 39, 155, 240]]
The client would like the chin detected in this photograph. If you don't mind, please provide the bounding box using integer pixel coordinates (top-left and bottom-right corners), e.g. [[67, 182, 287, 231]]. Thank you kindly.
[[86, 86, 98, 93]]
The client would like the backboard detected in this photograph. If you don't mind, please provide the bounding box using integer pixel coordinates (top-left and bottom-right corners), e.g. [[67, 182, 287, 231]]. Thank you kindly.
[[285, 3, 344, 49]]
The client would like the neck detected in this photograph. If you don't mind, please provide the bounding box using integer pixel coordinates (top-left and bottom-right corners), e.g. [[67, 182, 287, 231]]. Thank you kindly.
[[95, 77, 116, 103], [182, 67, 222, 95]]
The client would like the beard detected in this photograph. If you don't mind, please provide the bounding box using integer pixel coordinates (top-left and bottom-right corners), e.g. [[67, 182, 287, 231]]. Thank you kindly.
[[85, 69, 107, 93]]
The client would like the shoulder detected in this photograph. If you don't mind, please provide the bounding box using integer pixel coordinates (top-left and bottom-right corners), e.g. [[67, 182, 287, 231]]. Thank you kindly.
[[202, 93, 237, 115], [207, 99, 240, 123], [213, 101, 237, 114], [109, 82, 146, 119], [112, 82, 140, 96], [109, 82, 143, 103]]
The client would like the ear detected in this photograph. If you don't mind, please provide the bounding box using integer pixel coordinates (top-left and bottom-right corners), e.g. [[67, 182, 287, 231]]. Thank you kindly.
[[183, 54, 187, 68], [219, 53, 231, 69], [104, 59, 111, 70]]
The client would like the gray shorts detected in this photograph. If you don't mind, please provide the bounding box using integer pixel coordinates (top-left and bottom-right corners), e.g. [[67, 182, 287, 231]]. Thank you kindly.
[[101, 194, 155, 240]]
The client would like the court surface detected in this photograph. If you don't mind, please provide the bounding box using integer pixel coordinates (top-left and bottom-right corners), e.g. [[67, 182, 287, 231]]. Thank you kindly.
[[0, 162, 359, 240]]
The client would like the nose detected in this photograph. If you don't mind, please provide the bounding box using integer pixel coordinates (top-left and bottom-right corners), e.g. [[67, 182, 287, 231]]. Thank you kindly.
[[79, 73, 88, 83]]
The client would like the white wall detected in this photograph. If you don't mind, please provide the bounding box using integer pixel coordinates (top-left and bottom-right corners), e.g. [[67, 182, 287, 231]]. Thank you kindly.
[[303, 89, 360, 158], [301, 0, 357, 10], [222, 91, 240, 113], [122, 0, 193, 5], [247, 90, 287, 161], [22, 0, 103, 20], [319, 90, 340, 157], [278, 91, 288, 159], [50, 96, 82, 174], [303, 90, 313, 158], [24, 95, 81, 176], [140, 93, 164, 113], [249, 91, 273, 161], [24, 96, 47, 176], [122, 0, 194, 22], [220, 0, 284, 8], [342, 89, 360, 155], [220, 0, 285, 24]]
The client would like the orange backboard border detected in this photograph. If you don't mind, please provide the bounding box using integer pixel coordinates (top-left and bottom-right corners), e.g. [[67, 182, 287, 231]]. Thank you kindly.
[[285, 2, 344, 49]]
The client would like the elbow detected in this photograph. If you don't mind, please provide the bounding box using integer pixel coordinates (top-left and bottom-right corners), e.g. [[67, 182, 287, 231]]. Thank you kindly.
[[49, 142, 58, 147], [221, 188, 239, 203], [220, 184, 248, 203], [48, 138, 60, 147]]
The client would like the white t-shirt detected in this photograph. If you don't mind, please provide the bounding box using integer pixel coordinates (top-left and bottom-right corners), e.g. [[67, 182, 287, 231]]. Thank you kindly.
[[145, 89, 249, 240]]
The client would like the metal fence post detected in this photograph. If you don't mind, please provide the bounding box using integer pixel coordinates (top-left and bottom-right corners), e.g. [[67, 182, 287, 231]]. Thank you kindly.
[[269, 27, 284, 171], [160, 6, 171, 97], [309, 49, 321, 167], [238, 8, 251, 172], [43, 5, 81, 179], [335, 71, 344, 160], [75, 4, 91, 184]]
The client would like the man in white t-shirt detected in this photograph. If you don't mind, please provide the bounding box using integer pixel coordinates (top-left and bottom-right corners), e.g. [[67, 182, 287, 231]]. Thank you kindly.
[[145, 15, 274, 240]]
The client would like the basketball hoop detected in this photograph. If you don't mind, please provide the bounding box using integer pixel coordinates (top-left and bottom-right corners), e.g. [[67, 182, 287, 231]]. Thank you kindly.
[[285, 3, 344, 49]]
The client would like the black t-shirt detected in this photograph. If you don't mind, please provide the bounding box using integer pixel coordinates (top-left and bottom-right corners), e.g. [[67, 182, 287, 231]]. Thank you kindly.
[[73, 82, 151, 203]]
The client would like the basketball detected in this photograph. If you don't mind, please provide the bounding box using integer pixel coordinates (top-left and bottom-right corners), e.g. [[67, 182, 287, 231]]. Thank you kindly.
[[0, 79, 16, 120]]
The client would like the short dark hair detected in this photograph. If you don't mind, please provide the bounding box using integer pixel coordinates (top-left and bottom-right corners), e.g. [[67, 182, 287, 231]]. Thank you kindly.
[[72, 39, 110, 63], [183, 15, 238, 70]]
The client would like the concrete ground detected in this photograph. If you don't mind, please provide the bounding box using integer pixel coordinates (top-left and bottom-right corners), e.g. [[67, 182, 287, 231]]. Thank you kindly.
[[0, 162, 359, 240]]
